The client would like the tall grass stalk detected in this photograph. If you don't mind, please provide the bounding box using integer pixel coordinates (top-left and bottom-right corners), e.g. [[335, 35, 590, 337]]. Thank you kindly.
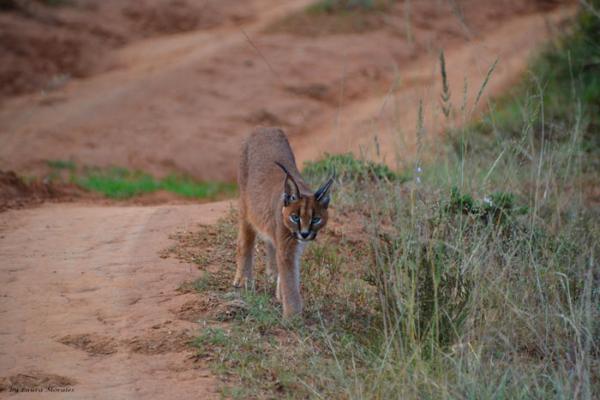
[[308, 5, 599, 397], [186, 4, 599, 398]]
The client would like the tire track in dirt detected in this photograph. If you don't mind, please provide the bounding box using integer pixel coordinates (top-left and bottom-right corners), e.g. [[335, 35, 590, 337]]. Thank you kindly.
[[0, 1, 576, 181], [0, 0, 315, 181], [292, 6, 576, 167], [0, 201, 231, 399]]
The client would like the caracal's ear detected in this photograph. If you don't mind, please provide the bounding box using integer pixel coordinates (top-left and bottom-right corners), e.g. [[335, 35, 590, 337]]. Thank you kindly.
[[314, 171, 335, 208], [275, 161, 300, 206]]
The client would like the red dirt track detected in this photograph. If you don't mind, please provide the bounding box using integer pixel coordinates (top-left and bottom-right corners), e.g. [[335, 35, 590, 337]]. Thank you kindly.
[[0, 201, 231, 398], [0, 0, 574, 181]]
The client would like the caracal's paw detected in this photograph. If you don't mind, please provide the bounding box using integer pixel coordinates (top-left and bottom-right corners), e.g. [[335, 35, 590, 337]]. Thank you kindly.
[[232, 275, 254, 290]]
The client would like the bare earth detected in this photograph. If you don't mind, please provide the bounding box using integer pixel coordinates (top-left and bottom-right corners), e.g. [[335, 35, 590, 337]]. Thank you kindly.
[[0, 0, 578, 398], [0, 1, 575, 180], [0, 201, 232, 398]]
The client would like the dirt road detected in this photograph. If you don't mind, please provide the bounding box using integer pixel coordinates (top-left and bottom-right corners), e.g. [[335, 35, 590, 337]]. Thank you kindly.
[[292, 6, 575, 166], [0, 1, 575, 181], [0, 201, 231, 398]]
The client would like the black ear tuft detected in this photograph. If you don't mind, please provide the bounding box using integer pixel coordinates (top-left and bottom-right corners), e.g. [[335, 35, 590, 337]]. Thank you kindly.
[[275, 162, 300, 205], [315, 172, 335, 208]]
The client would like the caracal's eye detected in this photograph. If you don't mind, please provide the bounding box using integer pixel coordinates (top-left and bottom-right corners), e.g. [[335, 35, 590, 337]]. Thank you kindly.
[[290, 214, 300, 223], [311, 216, 321, 225]]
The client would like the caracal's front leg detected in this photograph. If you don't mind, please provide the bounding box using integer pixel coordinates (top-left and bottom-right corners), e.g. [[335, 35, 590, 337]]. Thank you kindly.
[[267, 242, 284, 302], [233, 219, 256, 289], [265, 241, 278, 281], [276, 240, 305, 317]]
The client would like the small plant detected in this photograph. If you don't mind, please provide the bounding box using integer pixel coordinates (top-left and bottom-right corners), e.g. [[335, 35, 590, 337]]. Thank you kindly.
[[447, 186, 477, 215], [303, 152, 400, 183], [307, 0, 385, 14], [446, 187, 528, 224], [39, 0, 69, 5], [368, 192, 475, 354], [47, 159, 76, 171], [183, 272, 220, 293], [235, 291, 281, 331], [191, 327, 230, 350], [267, 0, 392, 36]]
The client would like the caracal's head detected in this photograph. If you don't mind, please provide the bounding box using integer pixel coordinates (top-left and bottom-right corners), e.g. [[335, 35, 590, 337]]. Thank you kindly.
[[276, 162, 334, 243]]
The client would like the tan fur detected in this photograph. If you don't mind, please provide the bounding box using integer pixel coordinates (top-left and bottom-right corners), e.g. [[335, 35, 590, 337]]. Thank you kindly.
[[234, 127, 333, 318]]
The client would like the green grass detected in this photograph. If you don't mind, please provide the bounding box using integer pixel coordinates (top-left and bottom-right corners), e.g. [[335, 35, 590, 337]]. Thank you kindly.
[[164, 211, 378, 398], [46, 159, 76, 171], [46, 163, 236, 200], [162, 5, 600, 398], [76, 167, 160, 199], [307, 0, 389, 14], [461, 3, 600, 168]]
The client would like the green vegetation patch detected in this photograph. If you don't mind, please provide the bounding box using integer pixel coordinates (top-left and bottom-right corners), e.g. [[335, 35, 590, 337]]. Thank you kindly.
[[307, 0, 389, 14], [76, 167, 160, 199], [303, 152, 401, 182], [464, 1, 600, 171], [46, 162, 236, 200]]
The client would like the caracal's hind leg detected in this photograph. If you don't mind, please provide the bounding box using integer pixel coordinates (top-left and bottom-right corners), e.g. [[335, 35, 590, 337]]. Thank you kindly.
[[233, 218, 256, 289]]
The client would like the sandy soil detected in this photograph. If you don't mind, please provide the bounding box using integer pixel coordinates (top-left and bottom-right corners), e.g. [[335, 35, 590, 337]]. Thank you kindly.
[[0, 201, 232, 398], [0, 0, 263, 98], [0, 0, 575, 181], [292, 5, 576, 166]]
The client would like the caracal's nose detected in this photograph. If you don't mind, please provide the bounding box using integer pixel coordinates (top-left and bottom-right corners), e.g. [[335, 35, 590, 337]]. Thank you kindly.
[[300, 232, 310, 239]]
